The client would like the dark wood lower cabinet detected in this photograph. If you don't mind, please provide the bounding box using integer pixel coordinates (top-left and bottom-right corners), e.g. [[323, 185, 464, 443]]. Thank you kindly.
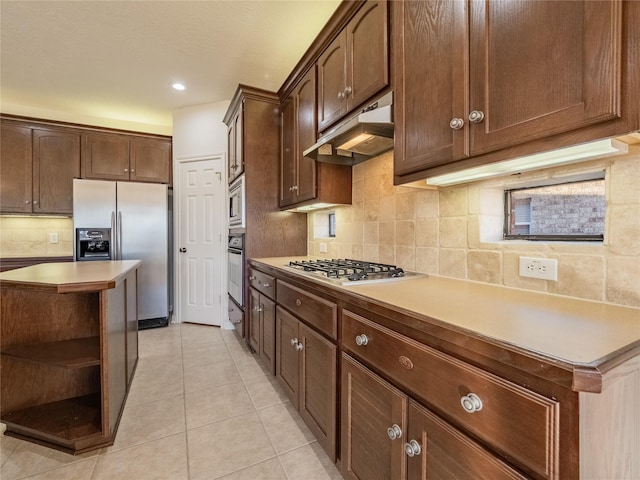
[[276, 306, 337, 461], [341, 353, 407, 480], [341, 353, 526, 480]]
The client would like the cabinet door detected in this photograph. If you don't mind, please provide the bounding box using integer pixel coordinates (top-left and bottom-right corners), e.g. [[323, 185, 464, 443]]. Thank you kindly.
[[341, 354, 407, 480], [228, 108, 244, 183], [82, 133, 130, 181], [32, 128, 80, 214], [280, 98, 297, 207], [295, 68, 318, 204], [393, 0, 468, 177], [0, 124, 33, 213], [299, 323, 337, 461], [468, 0, 622, 155], [259, 295, 276, 374], [317, 31, 347, 132], [407, 400, 526, 479], [346, 0, 389, 110], [248, 288, 261, 353], [275, 307, 300, 408], [129, 138, 171, 184]]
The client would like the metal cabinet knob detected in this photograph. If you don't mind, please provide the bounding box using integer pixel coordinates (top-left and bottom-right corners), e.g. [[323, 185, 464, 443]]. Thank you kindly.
[[33, 200, 38, 204], [124, 168, 129, 172], [295, 342, 304, 351], [290, 338, 298, 347], [249, 276, 256, 281], [387, 424, 402, 440], [355, 334, 369, 346], [404, 439, 422, 457], [263, 282, 270, 288], [460, 393, 483, 413], [254, 306, 263, 312], [337, 91, 345, 100], [449, 118, 464, 130], [231, 164, 238, 170], [295, 298, 302, 306], [344, 86, 352, 96], [131, 169, 135, 173], [179, 247, 187, 253], [25, 200, 31, 204], [468, 110, 485, 123], [291, 185, 298, 192]]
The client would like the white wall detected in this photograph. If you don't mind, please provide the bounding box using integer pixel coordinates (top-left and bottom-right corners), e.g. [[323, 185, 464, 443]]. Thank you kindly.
[[172, 101, 230, 159], [172, 100, 232, 328]]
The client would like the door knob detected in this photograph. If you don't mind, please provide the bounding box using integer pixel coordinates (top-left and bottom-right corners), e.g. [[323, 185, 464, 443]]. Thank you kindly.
[[179, 248, 187, 253], [468, 110, 485, 123]]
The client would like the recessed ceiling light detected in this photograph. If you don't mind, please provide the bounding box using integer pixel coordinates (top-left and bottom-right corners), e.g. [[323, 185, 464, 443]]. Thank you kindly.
[[172, 83, 185, 91]]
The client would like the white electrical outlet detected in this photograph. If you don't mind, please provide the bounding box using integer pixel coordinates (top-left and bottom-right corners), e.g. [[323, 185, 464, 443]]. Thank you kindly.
[[519, 256, 558, 281], [319, 242, 328, 253], [48, 232, 59, 244]]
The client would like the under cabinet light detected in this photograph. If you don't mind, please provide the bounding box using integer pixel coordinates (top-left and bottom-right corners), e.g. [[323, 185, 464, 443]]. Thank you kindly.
[[286, 203, 338, 213], [426, 139, 624, 187]]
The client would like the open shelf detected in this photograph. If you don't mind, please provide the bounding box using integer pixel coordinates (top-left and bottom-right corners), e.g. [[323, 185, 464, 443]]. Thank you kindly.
[[1, 393, 102, 444], [1, 337, 100, 368]]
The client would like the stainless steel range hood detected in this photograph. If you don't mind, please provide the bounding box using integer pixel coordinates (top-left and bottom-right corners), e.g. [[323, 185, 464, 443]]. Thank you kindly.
[[303, 91, 393, 165]]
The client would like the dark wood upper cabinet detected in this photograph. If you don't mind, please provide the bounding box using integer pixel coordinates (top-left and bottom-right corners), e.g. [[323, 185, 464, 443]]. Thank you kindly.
[[394, 0, 639, 181], [317, 0, 389, 133], [81, 133, 130, 181], [129, 137, 171, 184], [32, 129, 81, 214], [227, 105, 244, 184], [1, 123, 33, 214], [82, 133, 171, 184], [280, 68, 318, 207], [280, 67, 353, 210], [0, 122, 79, 215]]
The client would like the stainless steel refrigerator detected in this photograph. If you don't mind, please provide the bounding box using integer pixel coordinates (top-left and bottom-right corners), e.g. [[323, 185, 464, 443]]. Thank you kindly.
[[73, 179, 169, 326]]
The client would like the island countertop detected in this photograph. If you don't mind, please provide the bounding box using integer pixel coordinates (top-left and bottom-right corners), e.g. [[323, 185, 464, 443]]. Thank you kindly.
[[0, 260, 141, 293], [251, 256, 640, 391]]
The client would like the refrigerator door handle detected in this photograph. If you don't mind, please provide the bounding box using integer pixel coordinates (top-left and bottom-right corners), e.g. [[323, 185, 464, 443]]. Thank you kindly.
[[117, 210, 123, 260], [111, 211, 117, 260]]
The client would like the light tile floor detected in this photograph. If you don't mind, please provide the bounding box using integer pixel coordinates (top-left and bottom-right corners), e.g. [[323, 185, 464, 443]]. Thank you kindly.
[[1, 323, 343, 480]]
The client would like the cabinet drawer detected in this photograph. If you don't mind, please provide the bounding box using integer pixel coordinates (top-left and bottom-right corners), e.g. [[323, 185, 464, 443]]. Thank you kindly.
[[277, 281, 337, 340], [342, 310, 559, 480], [248, 269, 275, 299]]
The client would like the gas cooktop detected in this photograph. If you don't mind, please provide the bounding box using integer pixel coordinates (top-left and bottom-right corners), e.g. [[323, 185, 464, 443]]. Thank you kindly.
[[286, 259, 425, 286]]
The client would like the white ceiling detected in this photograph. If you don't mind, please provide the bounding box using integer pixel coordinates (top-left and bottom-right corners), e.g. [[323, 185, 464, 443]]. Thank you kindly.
[[0, 0, 341, 134]]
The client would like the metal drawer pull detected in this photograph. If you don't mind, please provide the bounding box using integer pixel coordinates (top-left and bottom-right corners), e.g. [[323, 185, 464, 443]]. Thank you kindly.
[[355, 334, 369, 346], [290, 338, 298, 347], [449, 118, 464, 130], [387, 424, 402, 440], [404, 439, 422, 457], [295, 298, 302, 306], [468, 110, 485, 123], [460, 393, 483, 413]]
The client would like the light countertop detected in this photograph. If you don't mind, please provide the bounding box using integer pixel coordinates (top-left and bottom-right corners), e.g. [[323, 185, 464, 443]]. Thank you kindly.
[[0, 260, 141, 293], [252, 257, 640, 368]]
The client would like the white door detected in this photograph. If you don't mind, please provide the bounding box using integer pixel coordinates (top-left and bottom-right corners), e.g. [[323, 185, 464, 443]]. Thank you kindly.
[[177, 156, 225, 326]]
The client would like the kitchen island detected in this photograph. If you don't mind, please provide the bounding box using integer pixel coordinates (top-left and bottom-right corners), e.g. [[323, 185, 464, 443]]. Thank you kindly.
[[250, 256, 640, 480], [0, 260, 140, 454]]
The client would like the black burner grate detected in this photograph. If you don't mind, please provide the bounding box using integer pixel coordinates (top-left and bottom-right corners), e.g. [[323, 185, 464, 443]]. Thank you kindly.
[[289, 259, 405, 281]]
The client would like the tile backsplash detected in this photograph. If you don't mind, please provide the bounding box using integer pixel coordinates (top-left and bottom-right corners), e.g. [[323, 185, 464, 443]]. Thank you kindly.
[[308, 149, 640, 308], [0, 216, 74, 257]]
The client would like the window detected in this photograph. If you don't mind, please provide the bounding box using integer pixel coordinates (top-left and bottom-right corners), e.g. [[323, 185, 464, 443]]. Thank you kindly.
[[504, 175, 605, 241], [328, 213, 336, 238]]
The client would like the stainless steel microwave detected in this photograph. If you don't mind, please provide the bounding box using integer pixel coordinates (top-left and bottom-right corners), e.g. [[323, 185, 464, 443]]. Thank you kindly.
[[228, 175, 245, 228]]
